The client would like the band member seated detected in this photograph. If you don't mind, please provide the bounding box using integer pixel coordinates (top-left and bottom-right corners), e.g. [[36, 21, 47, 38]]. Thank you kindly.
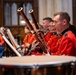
[[39, 17, 58, 54], [22, 24, 43, 55], [22, 26, 36, 55], [24, 17, 53, 55], [50, 12, 76, 56]]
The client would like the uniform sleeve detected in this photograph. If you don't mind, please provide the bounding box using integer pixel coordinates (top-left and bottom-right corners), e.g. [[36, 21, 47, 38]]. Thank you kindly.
[[0, 34, 5, 46], [52, 37, 76, 56]]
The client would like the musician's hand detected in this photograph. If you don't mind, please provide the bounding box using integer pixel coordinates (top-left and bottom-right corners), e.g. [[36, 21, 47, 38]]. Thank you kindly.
[[32, 40, 39, 47], [22, 43, 30, 48], [30, 40, 40, 51], [43, 52, 50, 56]]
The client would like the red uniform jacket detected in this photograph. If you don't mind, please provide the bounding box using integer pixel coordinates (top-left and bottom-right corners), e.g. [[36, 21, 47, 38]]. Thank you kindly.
[[0, 34, 5, 46], [47, 34, 58, 53], [44, 32, 52, 42], [23, 33, 36, 45], [44, 32, 58, 54], [51, 31, 76, 56]]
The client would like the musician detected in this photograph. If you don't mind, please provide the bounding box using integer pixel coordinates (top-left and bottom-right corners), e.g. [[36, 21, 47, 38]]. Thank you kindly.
[[50, 12, 76, 56], [22, 26, 36, 55], [47, 13, 76, 75], [0, 32, 5, 58], [40, 17, 58, 54]]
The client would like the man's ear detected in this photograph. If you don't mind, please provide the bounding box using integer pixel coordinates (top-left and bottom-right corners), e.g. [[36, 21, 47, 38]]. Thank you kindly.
[[63, 19, 67, 25]]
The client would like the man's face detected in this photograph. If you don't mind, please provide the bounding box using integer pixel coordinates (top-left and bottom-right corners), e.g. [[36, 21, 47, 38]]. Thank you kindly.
[[53, 15, 63, 34], [24, 27, 30, 34], [42, 20, 50, 29], [49, 22, 56, 32]]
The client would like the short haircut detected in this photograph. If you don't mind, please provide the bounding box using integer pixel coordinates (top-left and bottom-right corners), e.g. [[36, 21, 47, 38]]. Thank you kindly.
[[43, 17, 54, 22], [54, 12, 70, 23]]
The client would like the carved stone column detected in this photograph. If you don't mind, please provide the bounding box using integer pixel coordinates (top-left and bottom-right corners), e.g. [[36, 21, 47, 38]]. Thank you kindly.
[[47, 0, 54, 18], [0, 0, 4, 26]]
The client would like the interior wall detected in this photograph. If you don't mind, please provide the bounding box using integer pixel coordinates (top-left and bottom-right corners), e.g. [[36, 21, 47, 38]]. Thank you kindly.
[[38, 0, 73, 25]]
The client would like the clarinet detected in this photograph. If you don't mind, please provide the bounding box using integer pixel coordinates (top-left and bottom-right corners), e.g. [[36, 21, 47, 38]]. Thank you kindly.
[[17, 7, 50, 54]]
